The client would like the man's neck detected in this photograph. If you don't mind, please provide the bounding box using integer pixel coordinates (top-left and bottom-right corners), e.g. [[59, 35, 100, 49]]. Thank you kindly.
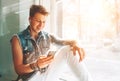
[[29, 28, 38, 40]]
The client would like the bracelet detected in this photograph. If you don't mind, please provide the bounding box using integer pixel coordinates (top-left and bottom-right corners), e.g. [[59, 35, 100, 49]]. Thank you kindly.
[[36, 60, 40, 70], [30, 62, 39, 71]]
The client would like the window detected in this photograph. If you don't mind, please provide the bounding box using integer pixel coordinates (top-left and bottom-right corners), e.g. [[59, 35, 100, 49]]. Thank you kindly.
[[55, 0, 120, 46]]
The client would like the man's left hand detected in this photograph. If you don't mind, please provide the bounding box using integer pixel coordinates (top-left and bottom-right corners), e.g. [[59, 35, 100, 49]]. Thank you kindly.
[[71, 45, 85, 62]]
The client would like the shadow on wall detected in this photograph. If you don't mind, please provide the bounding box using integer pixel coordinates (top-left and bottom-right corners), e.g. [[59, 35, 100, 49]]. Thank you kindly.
[[0, 12, 19, 81]]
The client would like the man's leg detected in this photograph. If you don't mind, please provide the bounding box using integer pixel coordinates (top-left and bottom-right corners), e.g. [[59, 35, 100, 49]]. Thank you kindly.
[[44, 46, 92, 81], [66, 47, 92, 81]]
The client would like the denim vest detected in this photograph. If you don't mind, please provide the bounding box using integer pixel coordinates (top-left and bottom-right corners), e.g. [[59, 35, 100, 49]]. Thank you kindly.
[[12, 27, 66, 81], [17, 27, 50, 64]]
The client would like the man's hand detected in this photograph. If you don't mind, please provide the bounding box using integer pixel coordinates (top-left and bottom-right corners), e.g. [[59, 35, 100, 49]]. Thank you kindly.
[[71, 45, 85, 62], [37, 54, 54, 68]]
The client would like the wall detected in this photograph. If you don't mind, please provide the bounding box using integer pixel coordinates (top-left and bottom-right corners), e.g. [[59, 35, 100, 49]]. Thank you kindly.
[[0, 0, 34, 80]]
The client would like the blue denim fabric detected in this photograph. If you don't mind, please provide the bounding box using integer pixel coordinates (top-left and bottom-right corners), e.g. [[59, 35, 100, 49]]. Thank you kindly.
[[17, 27, 50, 64], [12, 27, 67, 81]]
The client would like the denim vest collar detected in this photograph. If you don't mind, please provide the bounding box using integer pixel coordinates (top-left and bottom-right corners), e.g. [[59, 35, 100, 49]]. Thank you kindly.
[[24, 26, 45, 40]]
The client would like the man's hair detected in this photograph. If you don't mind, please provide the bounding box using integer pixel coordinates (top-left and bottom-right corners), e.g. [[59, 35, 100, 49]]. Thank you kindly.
[[29, 4, 49, 17]]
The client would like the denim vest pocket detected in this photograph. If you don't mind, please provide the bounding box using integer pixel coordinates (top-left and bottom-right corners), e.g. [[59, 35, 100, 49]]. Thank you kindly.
[[23, 40, 37, 64]]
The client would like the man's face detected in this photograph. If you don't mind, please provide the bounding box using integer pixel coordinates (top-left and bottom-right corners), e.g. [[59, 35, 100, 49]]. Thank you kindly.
[[29, 13, 47, 33]]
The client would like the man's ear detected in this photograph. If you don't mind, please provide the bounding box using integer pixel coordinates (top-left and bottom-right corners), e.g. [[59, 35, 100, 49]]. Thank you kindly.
[[29, 17, 31, 22]]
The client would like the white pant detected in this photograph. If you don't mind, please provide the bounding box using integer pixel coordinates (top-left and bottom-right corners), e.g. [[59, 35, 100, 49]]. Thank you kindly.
[[29, 46, 92, 81]]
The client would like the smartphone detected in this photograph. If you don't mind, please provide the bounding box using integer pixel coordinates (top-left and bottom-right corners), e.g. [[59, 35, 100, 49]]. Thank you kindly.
[[47, 51, 56, 56]]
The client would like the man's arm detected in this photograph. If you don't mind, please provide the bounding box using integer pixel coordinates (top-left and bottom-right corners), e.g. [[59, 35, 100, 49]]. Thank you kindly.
[[49, 34, 76, 46], [11, 36, 33, 75], [49, 34, 85, 61], [11, 36, 54, 75]]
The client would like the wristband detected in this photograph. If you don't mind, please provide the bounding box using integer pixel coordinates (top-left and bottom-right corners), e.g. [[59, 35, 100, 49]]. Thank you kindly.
[[36, 60, 40, 70], [30, 62, 39, 71]]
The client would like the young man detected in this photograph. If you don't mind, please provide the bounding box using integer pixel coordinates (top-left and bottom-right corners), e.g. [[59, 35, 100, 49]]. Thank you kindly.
[[11, 4, 92, 81]]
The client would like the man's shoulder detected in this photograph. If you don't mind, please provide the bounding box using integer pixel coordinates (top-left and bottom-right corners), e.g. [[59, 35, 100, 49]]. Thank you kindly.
[[42, 31, 50, 36], [17, 28, 29, 37], [41, 31, 51, 39], [42, 31, 48, 35]]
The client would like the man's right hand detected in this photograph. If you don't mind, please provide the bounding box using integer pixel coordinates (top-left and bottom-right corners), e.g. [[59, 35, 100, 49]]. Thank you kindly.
[[37, 54, 54, 68]]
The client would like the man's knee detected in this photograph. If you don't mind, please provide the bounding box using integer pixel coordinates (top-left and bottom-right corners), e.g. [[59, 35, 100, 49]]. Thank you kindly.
[[59, 45, 71, 52]]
